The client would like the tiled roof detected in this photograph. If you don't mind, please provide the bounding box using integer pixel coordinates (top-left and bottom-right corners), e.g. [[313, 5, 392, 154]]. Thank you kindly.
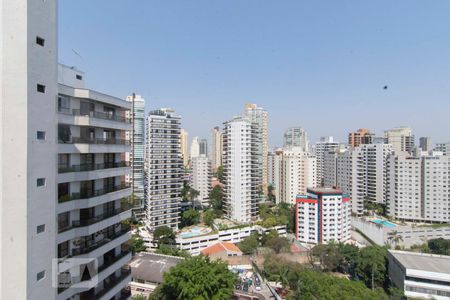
[[201, 242, 242, 256]]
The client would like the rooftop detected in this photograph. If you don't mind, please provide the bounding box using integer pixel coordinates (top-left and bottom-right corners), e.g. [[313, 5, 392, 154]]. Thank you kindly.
[[307, 187, 342, 195], [201, 242, 242, 256], [129, 252, 184, 284], [389, 250, 450, 274]]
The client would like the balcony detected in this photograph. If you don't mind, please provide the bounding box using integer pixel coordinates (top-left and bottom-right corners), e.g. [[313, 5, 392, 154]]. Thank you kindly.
[[60, 137, 130, 146], [58, 161, 130, 174], [59, 183, 130, 203], [58, 203, 132, 233]]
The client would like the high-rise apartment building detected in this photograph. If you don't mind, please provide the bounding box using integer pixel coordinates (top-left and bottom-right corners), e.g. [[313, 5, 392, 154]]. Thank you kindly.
[[384, 127, 415, 154], [314, 136, 341, 186], [223, 116, 261, 223], [348, 128, 374, 148], [435, 142, 450, 156], [147, 109, 183, 229], [192, 155, 211, 207], [295, 188, 351, 245], [210, 126, 223, 172], [323, 148, 348, 188], [244, 103, 268, 196], [190, 136, 200, 160], [267, 149, 283, 203], [1, 2, 132, 298], [419, 137, 432, 152], [199, 138, 208, 156], [126, 94, 145, 216], [284, 127, 309, 151], [180, 129, 189, 167], [387, 153, 450, 223], [280, 147, 317, 205]]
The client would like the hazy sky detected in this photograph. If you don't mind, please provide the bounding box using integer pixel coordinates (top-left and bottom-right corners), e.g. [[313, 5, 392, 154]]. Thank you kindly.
[[59, 0, 450, 148]]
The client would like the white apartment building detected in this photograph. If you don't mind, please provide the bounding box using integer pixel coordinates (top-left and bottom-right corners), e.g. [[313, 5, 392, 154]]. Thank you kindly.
[[267, 149, 283, 203], [147, 109, 183, 229], [126, 94, 145, 216], [192, 155, 212, 207], [384, 127, 415, 154], [335, 143, 392, 214], [223, 116, 261, 223], [283, 127, 309, 151], [388, 250, 450, 300], [180, 129, 189, 167], [210, 126, 223, 172], [435, 142, 450, 156], [244, 103, 268, 195], [314, 136, 341, 186], [1, 1, 132, 298], [387, 153, 450, 223], [190, 136, 200, 160], [280, 147, 317, 205], [295, 188, 351, 245]]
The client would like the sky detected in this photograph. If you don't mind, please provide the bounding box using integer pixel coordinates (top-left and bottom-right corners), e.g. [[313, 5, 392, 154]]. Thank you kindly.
[[59, 0, 450, 148]]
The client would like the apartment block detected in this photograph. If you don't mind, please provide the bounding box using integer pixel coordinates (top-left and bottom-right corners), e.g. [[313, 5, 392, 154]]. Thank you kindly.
[[267, 149, 283, 203], [284, 127, 309, 151], [384, 127, 415, 154], [295, 188, 351, 245], [147, 109, 183, 229], [434, 142, 450, 156], [223, 116, 261, 223], [180, 129, 189, 167], [210, 126, 223, 172], [192, 155, 212, 207], [314, 136, 340, 186], [348, 128, 374, 148], [190, 136, 200, 160]]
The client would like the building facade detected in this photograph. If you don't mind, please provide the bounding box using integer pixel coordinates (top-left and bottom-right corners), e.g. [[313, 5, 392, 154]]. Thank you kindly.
[[147, 109, 183, 229], [314, 136, 340, 186], [283, 127, 308, 151], [295, 188, 351, 245], [267, 149, 283, 203], [190, 136, 200, 160], [419, 137, 432, 152], [180, 129, 189, 167], [223, 116, 261, 223], [384, 127, 415, 154], [192, 155, 211, 207], [210, 126, 223, 172], [348, 128, 374, 148], [199, 138, 208, 156]]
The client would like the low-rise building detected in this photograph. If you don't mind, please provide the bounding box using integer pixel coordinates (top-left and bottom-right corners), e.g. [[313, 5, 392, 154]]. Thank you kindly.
[[201, 241, 243, 259], [388, 250, 450, 300], [295, 187, 351, 244]]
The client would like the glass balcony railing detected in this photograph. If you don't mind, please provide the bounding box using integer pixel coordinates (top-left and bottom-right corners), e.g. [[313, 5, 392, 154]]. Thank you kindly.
[[58, 183, 131, 203], [59, 137, 130, 145], [58, 161, 130, 173], [58, 107, 131, 123]]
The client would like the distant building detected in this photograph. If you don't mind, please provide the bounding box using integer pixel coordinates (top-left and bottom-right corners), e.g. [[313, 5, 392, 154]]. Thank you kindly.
[[384, 127, 415, 154], [388, 250, 450, 300], [201, 241, 243, 259], [284, 127, 308, 151], [180, 129, 189, 167], [147, 108, 183, 229], [199, 138, 208, 156], [314, 136, 341, 186], [419, 137, 432, 152], [435, 142, 450, 156], [192, 155, 211, 208], [268, 149, 283, 203], [190, 136, 200, 160], [210, 126, 223, 172], [348, 128, 374, 148], [295, 188, 351, 245]]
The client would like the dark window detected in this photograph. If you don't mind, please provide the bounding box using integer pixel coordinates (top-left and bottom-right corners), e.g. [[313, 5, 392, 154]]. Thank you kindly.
[[76, 74, 83, 80], [36, 270, 45, 281], [58, 241, 69, 258], [58, 95, 70, 113], [37, 178, 46, 187], [37, 131, 46, 140], [37, 84, 46, 93], [58, 124, 71, 143], [36, 36, 45, 46], [37, 224, 45, 233]]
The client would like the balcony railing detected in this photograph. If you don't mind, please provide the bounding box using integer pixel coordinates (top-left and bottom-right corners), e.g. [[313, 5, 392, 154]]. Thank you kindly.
[[59, 107, 131, 123], [58, 204, 132, 233], [59, 137, 130, 145], [58, 161, 130, 173], [58, 183, 131, 203]]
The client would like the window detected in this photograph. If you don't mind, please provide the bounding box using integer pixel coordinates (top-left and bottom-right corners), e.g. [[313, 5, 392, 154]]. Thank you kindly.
[[76, 74, 83, 80], [37, 224, 45, 233], [58, 241, 69, 258], [36, 36, 45, 46], [37, 178, 46, 187], [36, 270, 45, 281], [58, 95, 70, 113], [37, 131, 46, 140], [37, 84, 46, 93]]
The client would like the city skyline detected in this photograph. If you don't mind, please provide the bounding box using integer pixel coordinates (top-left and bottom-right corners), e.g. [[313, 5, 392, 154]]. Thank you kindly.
[[59, 1, 450, 146]]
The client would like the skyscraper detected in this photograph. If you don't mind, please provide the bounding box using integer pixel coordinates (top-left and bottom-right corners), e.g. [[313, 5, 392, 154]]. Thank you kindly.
[[384, 127, 415, 154], [126, 94, 146, 216], [314, 136, 341, 186], [180, 129, 189, 167], [348, 128, 374, 148], [190, 136, 200, 160], [199, 138, 208, 156], [244, 103, 268, 195], [210, 126, 223, 172], [147, 109, 182, 229], [1, 2, 132, 298], [268, 149, 283, 203], [192, 155, 211, 208], [283, 127, 309, 151], [223, 116, 261, 223], [419, 137, 432, 152]]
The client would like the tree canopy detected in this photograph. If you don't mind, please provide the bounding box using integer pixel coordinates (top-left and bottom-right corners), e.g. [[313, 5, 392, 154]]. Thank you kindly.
[[150, 255, 236, 300], [180, 209, 200, 228], [130, 234, 146, 254], [153, 226, 176, 246], [209, 186, 224, 211], [428, 238, 450, 255], [238, 233, 259, 255]]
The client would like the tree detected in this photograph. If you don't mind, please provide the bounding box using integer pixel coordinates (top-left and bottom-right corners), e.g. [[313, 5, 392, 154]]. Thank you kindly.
[[387, 231, 403, 248], [131, 234, 146, 254], [311, 243, 343, 272], [153, 226, 176, 246], [215, 166, 224, 182], [181, 181, 200, 208], [203, 209, 216, 227], [267, 184, 276, 202], [154, 255, 236, 300], [265, 235, 290, 254], [156, 244, 189, 258], [180, 209, 200, 228], [209, 185, 224, 211], [239, 234, 259, 255], [356, 246, 388, 290], [428, 238, 450, 255], [132, 295, 148, 300]]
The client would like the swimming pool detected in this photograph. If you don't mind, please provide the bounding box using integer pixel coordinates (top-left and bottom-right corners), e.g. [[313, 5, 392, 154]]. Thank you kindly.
[[179, 226, 211, 238], [372, 219, 396, 228]]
